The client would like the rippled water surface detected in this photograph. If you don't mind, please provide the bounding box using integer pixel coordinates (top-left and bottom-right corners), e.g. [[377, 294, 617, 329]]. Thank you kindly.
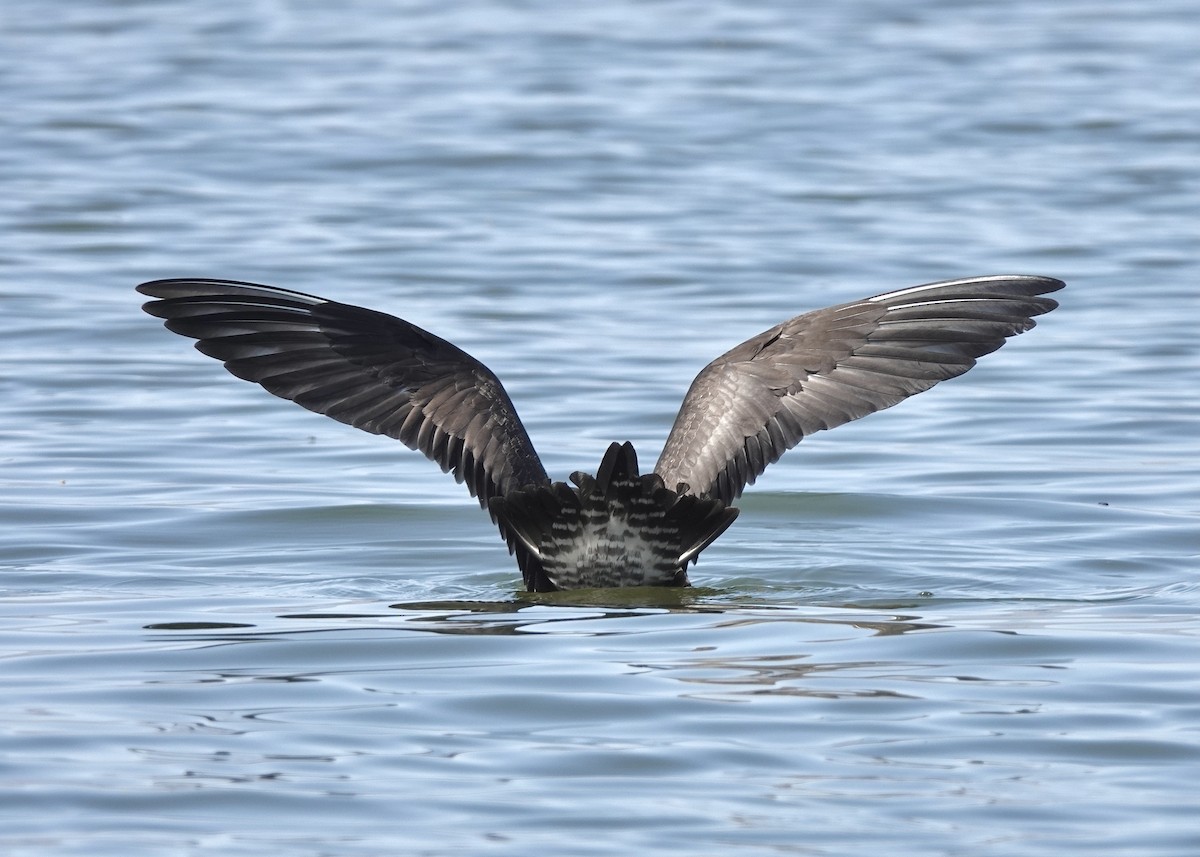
[[3, 1, 1199, 854]]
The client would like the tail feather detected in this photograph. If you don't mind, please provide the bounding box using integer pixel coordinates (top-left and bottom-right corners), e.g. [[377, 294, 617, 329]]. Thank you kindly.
[[490, 442, 738, 591], [493, 482, 576, 561], [670, 495, 739, 567]]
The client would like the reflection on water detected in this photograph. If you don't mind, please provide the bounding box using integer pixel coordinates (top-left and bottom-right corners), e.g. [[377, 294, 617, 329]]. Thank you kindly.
[[140, 600, 955, 710], [147, 597, 943, 639]]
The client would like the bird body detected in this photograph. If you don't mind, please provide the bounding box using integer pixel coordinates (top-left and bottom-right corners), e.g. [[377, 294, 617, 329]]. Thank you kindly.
[[138, 274, 1062, 591], [490, 441, 738, 590]]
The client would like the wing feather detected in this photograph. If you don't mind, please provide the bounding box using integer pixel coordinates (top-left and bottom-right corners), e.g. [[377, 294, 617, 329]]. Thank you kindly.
[[655, 275, 1063, 504], [137, 278, 550, 508]]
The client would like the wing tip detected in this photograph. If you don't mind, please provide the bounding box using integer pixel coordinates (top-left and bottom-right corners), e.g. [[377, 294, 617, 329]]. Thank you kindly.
[[136, 278, 328, 305]]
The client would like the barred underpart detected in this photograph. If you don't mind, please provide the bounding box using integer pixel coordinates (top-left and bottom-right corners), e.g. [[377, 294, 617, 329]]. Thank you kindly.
[[489, 442, 738, 590]]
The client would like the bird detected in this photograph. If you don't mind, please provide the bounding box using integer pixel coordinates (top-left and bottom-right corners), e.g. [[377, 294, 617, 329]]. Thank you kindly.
[[137, 274, 1062, 592]]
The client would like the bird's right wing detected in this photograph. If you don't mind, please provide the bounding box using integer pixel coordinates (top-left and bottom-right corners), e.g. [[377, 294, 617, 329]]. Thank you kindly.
[[654, 275, 1063, 505], [137, 279, 550, 506]]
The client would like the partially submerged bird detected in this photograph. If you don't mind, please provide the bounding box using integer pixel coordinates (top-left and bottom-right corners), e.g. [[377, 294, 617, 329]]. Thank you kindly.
[[138, 275, 1062, 591]]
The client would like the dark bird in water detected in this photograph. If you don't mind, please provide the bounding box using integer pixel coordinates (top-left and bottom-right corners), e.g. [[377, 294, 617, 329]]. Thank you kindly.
[[138, 275, 1062, 591]]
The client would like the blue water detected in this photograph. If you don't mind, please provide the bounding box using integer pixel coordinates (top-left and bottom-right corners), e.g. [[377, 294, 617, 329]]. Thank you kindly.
[[3, 1, 1199, 854]]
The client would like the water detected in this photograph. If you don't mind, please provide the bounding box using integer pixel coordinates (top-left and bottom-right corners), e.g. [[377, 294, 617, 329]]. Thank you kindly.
[[3, 0, 1199, 854]]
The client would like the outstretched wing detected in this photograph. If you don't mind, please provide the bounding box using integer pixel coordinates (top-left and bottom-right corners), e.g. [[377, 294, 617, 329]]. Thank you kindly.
[[137, 278, 550, 507], [654, 275, 1064, 505]]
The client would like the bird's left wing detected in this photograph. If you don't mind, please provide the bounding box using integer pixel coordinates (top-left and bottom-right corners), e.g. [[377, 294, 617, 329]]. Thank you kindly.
[[137, 279, 550, 506]]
